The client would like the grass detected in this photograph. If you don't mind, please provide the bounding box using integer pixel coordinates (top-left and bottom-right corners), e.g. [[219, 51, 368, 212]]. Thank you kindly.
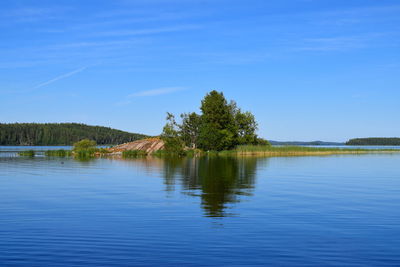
[[152, 149, 201, 157], [232, 145, 400, 156], [43, 147, 110, 159], [122, 150, 148, 158], [45, 149, 72, 157], [18, 150, 35, 157]]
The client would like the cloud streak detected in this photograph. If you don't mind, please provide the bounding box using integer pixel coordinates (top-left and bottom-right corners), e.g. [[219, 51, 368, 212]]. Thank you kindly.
[[32, 66, 88, 90], [129, 87, 185, 97], [95, 25, 201, 37], [117, 87, 186, 106]]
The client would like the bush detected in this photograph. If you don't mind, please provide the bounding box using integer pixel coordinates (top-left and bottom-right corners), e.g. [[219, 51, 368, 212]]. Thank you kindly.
[[73, 139, 97, 151]]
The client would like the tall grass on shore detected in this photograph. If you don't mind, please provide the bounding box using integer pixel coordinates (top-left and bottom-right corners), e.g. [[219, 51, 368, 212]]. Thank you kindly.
[[18, 150, 35, 157], [233, 145, 399, 156], [122, 150, 147, 158], [152, 149, 200, 157], [45, 149, 72, 157]]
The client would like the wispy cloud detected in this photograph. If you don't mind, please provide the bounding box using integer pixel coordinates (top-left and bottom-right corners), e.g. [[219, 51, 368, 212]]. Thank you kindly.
[[31, 66, 88, 90], [129, 86, 186, 97], [1, 7, 69, 23], [95, 25, 201, 37], [294, 32, 390, 52], [297, 36, 364, 51], [117, 87, 186, 106]]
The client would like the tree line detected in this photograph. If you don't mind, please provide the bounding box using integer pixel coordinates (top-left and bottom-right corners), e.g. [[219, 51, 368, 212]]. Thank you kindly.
[[161, 90, 268, 152], [0, 123, 147, 145], [346, 138, 400, 146]]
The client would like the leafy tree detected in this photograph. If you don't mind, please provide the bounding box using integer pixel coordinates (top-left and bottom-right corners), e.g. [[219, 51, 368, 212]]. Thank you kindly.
[[235, 110, 258, 145], [198, 90, 237, 151], [161, 113, 185, 155], [162, 90, 263, 151], [255, 137, 271, 146], [180, 112, 201, 149]]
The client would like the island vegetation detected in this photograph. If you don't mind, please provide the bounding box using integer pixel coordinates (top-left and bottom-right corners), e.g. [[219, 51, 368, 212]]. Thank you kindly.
[[15, 91, 400, 159], [0, 123, 147, 145], [161, 90, 269, 154], [346, 138, 400, 146], [18, 150, 36, 157]]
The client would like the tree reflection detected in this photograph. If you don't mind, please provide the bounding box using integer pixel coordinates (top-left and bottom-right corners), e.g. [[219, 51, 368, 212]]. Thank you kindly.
[[161, 156, 263, 217]]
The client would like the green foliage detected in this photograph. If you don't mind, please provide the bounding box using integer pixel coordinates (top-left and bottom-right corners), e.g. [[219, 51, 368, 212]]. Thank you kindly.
[[161, 113, 186, 155], [346, 138, 400, 146], [98, 148, 110, 154], [73, 139, 97, 151], [45, 149, 72, 157], [0, 123, 147, 145], [198, 91, 237, 151], [162, 90, 261, 151], [180, 112, 201, 149], [71, 139, 110, 158], [18, 150, 35, 157], [255, 137, 271, 146], [122, 150, 147, 158], [234, 110, 258, 145]]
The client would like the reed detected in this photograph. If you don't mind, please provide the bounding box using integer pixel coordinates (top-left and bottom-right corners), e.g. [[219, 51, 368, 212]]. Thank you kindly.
[[233, 145, 400, 156], [18, 150, 35, 157], [45, 149, 72, 157], [122, 150, 148, 158]]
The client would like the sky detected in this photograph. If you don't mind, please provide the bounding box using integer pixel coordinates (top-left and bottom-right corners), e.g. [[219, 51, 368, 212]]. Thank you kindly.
[[1, 0, 399, 142]]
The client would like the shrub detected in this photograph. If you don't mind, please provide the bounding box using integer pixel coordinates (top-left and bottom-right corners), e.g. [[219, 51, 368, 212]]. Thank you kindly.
[[73, 139, 97, 151]]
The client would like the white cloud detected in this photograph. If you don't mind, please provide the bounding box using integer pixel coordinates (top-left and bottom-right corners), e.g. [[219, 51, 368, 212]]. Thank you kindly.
[[116, 86, 186, 106], [31, 66, 88, 90], [129, 87, 186, 97]]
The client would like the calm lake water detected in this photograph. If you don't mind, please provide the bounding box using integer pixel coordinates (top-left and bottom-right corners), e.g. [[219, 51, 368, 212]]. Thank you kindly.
[[1, 147, 400, 266]]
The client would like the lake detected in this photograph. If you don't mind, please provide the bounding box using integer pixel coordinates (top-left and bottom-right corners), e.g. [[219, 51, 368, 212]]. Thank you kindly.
[[1, 147, 400, 266]]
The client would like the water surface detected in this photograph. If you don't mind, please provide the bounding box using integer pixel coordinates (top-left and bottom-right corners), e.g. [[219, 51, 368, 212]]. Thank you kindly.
[[1, 147, 400, 266]]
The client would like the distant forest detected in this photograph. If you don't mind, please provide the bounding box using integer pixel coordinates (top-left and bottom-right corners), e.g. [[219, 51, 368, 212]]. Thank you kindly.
[[346, 138, 400, 146], [0, 123, 148, 145]]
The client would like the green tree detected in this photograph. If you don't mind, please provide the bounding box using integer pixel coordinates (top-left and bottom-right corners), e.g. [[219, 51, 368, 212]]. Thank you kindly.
[[161, 90, 264, 152], [198, 90, 237, 151], [161, 113, 185, 155], [180, 112, 201, 149], [235, 110, 258, 145]]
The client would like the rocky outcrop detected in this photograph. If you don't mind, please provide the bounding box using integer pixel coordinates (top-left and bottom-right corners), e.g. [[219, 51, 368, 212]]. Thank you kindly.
[[108, 138, 164, 154]]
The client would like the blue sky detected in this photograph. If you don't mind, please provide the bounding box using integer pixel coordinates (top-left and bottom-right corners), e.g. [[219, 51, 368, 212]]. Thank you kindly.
[[1, 0, 399, 141]]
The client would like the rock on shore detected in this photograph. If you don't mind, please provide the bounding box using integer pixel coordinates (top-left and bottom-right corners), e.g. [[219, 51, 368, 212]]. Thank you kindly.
[[108, 138, 165, 154]]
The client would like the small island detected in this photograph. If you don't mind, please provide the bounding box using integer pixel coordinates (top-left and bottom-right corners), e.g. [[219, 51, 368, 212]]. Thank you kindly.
[[15, 90, 400, 159]]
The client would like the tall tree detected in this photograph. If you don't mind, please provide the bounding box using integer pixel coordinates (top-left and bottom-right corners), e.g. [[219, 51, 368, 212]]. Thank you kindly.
[[180, 112, 201, 149], [161, 113, 185, 154], [198, 90, 237, 151], [161, 90, 263, 152], [235, 110, 258, 145]]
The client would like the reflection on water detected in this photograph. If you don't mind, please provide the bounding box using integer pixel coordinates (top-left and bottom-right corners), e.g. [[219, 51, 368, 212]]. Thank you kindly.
[[112, 156, 263, 217], [2, 147, 400, 266], [161, 156, 261, 217]]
